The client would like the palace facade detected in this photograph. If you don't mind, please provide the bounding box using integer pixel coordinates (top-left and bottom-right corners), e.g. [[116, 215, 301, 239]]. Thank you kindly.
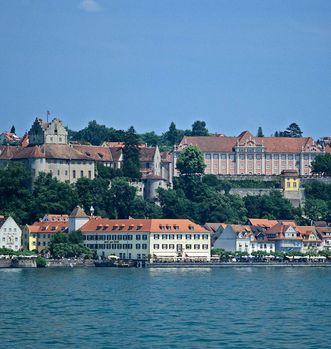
[[175, 131, 323, 176]]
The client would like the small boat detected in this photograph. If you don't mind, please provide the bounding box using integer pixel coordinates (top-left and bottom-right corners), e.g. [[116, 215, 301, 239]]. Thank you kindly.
[[94, 255, 119, 267]]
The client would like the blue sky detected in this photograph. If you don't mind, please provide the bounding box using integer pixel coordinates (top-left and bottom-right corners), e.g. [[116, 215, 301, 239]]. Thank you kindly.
[[0, 0, 330, 138]]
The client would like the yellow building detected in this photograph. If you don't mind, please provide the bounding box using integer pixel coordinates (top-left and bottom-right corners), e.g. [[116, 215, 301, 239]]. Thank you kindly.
[[22, 221, 68, 253], [281, 169, 300, 192]]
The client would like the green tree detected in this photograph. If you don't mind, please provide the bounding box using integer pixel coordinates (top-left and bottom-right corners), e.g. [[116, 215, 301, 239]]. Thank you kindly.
[[257, 126, 264, 137], [244, 191, 300, 220], [176, 145, 206, 175], [140, 131, 161, 147], [283, 123, 303, 138], [10, 125, 15, 134], [122, 126, 141, 180], [305, 199, 329, 221], [107, 177, 137, 218], [36, 256, 47, 268], [0, 162, 33, 224], [30, 173, 78, 222], [68, 231, 84, 244], [157, 188, 193, 220], [162, 122, 181, 146], [311, 154, 331, 177], [130, 197, 162, 218], [75, 176, 109, 217], [191, 120, 209, 136]]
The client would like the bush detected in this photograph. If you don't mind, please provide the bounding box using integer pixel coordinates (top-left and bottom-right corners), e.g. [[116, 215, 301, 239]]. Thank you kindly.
[[36, 256, 47, 268]]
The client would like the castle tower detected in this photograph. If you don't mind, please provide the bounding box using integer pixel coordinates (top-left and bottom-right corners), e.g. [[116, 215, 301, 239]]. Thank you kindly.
[[69, 206, 89, 233]]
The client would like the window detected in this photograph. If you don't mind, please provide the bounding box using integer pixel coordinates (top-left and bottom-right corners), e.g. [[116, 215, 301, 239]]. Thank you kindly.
[[194, 244, 200, 249], [288, 155, 293, 160], [256, 155, 262, 160], [142, 235, 147, 240], [169, 244, 175, 249], [57, 169, 60, 176], [162, 234, 167, 240], [185, 234, 192, 240], [213, 154, 219, 159], [185, 244, 192, 249], [239, 154, 245, 160], [274, 154, 279, 160], [221, 154, 227, 160], [202, 244, 209, 249], [205, 154, 211, 160], [194, 234, 200, 239], [248, 154, 253, 160], [136, 244, 141, 249], [162, 244, 168, 249], [304, 155, 309, 160], [293, 182, 297, 188], [154, 234, 160, 239], [281, 155, 286, 160], [73, 170, 76, 179], [80, 170, 84, 177], [266, 154, 271, 160], [169, 234, 175, 239], [177, 234, 182, 240], [154, 244, 159, 249], [88, 171, 92, 179], [136, 235, 141, 240]]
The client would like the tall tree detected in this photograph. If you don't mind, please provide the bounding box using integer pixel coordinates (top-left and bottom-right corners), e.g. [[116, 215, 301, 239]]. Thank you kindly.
[[122, 126, 141, 180], [0, 162, 33, 224], [10, 125, 15, 134], [191, 120, 209, 136], [176, 145, 206, 175], [311, 154, 331, 177], [163, 122, 180, 145], [257, 126, 264, 137], [107, 177, 137, 218], [283, 123, 303, 138], [30, 173, 78, 222]]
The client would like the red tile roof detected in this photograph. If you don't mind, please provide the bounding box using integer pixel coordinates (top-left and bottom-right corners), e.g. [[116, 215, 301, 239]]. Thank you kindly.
[[71, 144, 113, 162], [27, 221, 68, 234], [79, 218, 208, 233], [179, 133, 322, 153], [248, 218, 279, 228]]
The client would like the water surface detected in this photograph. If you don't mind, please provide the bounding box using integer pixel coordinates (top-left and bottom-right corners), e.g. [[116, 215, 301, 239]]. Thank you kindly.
[[0, 267, 330, 348]]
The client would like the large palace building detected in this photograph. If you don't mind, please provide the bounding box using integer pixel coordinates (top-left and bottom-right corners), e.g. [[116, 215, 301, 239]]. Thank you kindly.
[[175, 131, 323, 176]]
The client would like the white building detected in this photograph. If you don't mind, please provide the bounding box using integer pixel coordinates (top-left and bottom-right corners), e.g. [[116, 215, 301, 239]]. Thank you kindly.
[[0, 216, 22, 251], [213, 224, 275, 254], [78, 218, 210, 261]]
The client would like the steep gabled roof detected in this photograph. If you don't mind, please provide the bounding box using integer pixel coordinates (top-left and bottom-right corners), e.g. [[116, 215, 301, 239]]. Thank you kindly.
[[139, 148, 156, 162], [70, 206, 89, 218]]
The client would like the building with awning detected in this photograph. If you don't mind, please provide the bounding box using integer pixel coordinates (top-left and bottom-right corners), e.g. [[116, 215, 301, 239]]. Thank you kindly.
[[77, 213, 211, 261]]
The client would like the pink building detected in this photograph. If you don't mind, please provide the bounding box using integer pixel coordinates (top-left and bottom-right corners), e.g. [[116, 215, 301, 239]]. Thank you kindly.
[[175, 131, 323, 176]]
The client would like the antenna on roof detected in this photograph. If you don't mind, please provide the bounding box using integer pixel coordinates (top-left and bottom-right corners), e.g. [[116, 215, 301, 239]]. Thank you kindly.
[[46, 110, 50, 123]]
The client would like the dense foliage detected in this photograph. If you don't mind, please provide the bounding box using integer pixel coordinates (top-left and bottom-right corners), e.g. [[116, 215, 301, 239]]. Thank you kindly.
[[274, 122, 303, 138], [69, 120, 209, 148], [304, 181, 331, 222], [311, 154, 331, 177], [176, 145, 206, 175], [49, 232, 92, 258]]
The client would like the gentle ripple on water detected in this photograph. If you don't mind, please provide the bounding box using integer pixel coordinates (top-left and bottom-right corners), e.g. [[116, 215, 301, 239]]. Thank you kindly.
[[0, 267, 330, 349]]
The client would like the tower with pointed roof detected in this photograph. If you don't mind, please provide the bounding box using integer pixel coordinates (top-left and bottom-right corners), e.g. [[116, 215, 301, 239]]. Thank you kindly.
[[69, 206, 90, 233]]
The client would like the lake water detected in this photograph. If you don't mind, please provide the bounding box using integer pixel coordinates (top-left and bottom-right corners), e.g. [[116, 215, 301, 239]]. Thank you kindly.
[[0, 267, 330, 349]]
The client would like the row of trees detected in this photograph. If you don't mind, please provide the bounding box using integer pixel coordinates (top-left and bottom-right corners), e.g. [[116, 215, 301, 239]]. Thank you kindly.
[[69, 120, 306, 149], [69, 120, 209, 149]]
